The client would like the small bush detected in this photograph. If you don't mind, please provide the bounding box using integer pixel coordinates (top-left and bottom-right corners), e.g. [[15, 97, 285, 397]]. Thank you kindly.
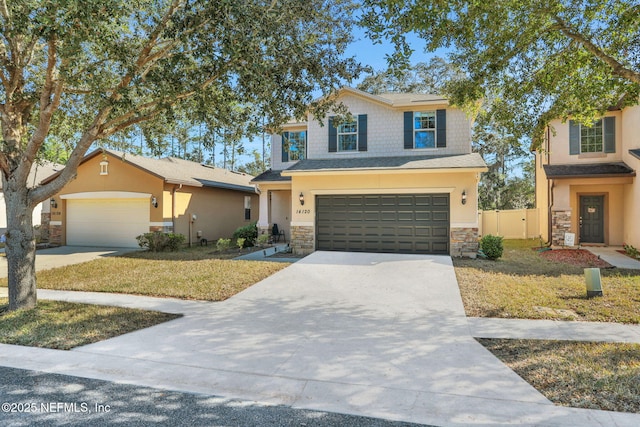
[[623, 243, 640, 259], [480, 235, 504, 260], [257, 234, 270, 245], [236, 238, 246, 250], [216, 238, 231, 252], [136, 232, 185, 252], [232, 223, 258, 247]]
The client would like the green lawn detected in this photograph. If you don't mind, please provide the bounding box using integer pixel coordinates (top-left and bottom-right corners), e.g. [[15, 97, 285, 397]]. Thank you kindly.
[[454, 239, 640, 323], [0, 299, 180, 350]]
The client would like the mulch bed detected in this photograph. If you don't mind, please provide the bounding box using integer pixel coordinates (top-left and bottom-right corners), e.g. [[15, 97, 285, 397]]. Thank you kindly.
[[540, 249, 613, 268]]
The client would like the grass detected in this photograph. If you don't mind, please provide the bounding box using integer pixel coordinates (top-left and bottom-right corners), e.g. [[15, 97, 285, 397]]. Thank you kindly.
[[0, 298, 181, 350], [0, 246, 289, 301], [454, 239, 640, 323], [479, 338, 640, 413]]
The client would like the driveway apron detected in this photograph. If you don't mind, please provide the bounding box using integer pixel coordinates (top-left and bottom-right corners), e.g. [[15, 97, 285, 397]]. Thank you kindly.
[[3, 251, 636, 425]]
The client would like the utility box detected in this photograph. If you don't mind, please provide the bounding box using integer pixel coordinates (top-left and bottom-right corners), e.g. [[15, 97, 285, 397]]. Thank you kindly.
[[584, 268, 603, 297]]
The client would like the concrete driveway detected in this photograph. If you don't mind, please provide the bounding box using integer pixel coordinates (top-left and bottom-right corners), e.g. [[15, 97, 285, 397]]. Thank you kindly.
[[2, 251, 637, 425], [0, 246, 135, 279]]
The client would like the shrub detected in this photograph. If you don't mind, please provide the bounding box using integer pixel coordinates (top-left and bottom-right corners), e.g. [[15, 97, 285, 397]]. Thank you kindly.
[[480, 235, 504, 260], [623, 243, 640, 259], [216, 238, 231, 252], [136, 232, 185, 252], [257, 234, 270, 245], [232, 222, 258, 247], [236, 237, 246, 250]]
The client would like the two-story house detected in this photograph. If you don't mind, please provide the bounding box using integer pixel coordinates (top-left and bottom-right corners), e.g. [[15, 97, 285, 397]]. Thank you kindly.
[[535, 104, 639, 248], [252, 87, 487, 256]]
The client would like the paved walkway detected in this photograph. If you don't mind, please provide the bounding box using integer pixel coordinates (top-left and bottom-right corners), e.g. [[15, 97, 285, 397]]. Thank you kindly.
[[585, 246, 640, 270], [1, 252, 640, 426]]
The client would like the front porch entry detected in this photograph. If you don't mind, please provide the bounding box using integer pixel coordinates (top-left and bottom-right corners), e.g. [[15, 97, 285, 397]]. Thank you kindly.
[[579, 195, 605, 244], [257, 188, 292, 243]]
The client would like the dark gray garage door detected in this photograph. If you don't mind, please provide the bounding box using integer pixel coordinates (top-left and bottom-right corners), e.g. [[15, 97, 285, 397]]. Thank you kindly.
[[316, 194, 450, 254]]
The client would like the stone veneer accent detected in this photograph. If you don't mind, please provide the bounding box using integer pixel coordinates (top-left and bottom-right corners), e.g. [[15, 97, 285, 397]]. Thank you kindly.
[[291, 225, 315, 255], [450, 227, 479, 257], [49, 224, 62, 246], [551, 209, 572, 246], [39, 212, 51, 242]]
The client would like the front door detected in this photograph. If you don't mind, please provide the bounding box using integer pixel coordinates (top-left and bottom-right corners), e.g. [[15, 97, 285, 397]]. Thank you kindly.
[[580, 196, 604, 244]]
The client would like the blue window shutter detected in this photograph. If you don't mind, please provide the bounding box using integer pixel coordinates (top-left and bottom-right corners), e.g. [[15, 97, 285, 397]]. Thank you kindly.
[[328, 117, 337, 152], [604, 117, 616, 153], [569, 120, 580, 155], [436, 109, 446, 148], [358, 114, 367, 151], [281, 132, 289, 163], [404, 111, 413, 149]]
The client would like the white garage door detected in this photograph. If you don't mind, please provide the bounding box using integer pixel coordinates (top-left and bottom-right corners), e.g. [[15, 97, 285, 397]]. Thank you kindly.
[[67, 199, 149, 248]]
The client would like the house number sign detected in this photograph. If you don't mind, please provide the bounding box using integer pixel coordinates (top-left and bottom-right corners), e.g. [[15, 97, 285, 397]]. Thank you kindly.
[[587, 207, 596, 214], [296, 209, 311, 214]]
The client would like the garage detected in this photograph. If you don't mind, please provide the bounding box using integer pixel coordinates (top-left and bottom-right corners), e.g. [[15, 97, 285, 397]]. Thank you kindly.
[[66, 198, 150, 248], [316, 194, 450, 254]]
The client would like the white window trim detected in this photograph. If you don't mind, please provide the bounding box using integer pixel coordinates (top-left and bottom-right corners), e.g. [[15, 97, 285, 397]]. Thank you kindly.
[[287, 131, 307, 161], [414, 111, 437, 149], [337, 121, 358, 152], [579, 119, 604, 154]]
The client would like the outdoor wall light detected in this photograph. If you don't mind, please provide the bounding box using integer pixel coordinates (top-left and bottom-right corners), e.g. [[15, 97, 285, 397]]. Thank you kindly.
[[151, 196, 158, 208], [299, 192, 305, 206], [50, 198, 57, 209], [461, 190, 467, 205]]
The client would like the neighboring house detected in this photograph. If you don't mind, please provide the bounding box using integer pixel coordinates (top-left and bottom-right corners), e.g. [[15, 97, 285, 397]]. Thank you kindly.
[[535, 104, 639, 247], [42, 149, 258, 248], [0, 161, 62, 238], [252, 87, 487, 256]]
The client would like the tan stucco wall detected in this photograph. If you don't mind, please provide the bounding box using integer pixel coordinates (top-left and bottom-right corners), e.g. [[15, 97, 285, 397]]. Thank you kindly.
[[166, 184, 259, 244], [622, 106, 640, 248], [550, 178, 631, 246], [547, 111, 624, 165]]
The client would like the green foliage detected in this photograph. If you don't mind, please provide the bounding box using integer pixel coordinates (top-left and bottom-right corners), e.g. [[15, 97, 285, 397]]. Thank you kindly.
[[216, 238, 231, 252], [623, 243, 640, 259], [232, 223, 258, 248], [236, 238, 246, 250], [362, 0, 640, 147], [480, 235, 504, 261], [136, 232, 185, 252], [257, 234, 270, 245]]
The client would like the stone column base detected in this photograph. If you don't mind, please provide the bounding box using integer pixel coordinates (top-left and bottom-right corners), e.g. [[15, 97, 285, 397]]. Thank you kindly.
[[451, 227, 479, 257], [551, 209, 572, 246], [291, 225, 314, 255], [49, 224, 62, 246]]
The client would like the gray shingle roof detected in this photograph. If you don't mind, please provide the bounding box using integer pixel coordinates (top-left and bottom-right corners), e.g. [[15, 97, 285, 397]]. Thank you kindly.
[[543, 162, 635, 178], [250, 169, 292, 183], [630, 149, 640, 160], [0, 161, 62, 189], [282, 153, 486, 174]]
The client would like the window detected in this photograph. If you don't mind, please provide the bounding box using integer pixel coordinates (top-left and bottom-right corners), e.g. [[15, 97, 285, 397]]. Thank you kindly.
[[244, 196, 251, 220], [570, 117, 615, 155], [414, 111, 436, 148], [337, 121, 358, 151], [285, 131, 306, 161], [100, 160, 109, 175], [580, 119, 603, 153]]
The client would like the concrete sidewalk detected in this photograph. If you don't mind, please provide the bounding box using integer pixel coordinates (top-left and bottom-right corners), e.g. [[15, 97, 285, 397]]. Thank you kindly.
[[1, 252, 640, 426], [585, 246, 640, 270]]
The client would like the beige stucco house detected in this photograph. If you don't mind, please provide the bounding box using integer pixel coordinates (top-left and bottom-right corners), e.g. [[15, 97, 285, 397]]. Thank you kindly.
[[44, 149, 258, 248], [535, 104, 639, 247], [252, 87, 487, 256]]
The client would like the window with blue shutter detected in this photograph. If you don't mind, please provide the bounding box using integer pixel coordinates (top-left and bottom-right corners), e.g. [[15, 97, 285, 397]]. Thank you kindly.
[[569, 121, 580, 155], [281, 132, 289, 163], [570, 117, 615, 154], [603, 117, 616, 153], [404, 111, 414, 149], [328, 117, 337, 152], [436, 109, 446, 148], [358, 114, 367, 151]]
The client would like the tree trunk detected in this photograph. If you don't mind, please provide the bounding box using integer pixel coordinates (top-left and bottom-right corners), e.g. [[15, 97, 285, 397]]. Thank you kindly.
[[4, 186, 37, 311]]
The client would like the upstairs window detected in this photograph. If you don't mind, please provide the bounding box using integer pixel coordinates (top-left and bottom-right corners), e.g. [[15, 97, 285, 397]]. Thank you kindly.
[[569, 117, 615, 155], [414, 111, 436, 148], [337, 121, 358, 151], [281, 130, 307, 163]]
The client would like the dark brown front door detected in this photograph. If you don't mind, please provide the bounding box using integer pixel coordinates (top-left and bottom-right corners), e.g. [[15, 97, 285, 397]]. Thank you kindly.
[[580, 196, 604, 244]]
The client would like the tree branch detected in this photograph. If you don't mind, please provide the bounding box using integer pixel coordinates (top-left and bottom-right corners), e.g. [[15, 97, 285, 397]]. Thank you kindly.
[[553, 16, 640, 84]]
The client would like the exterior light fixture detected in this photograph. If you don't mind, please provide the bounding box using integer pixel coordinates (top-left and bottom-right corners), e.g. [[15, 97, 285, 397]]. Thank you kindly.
[[50, 198, 58, 208], [299, 192, 305, 206], [461, 190, 467, 205], [151, 196, 158, 208]]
